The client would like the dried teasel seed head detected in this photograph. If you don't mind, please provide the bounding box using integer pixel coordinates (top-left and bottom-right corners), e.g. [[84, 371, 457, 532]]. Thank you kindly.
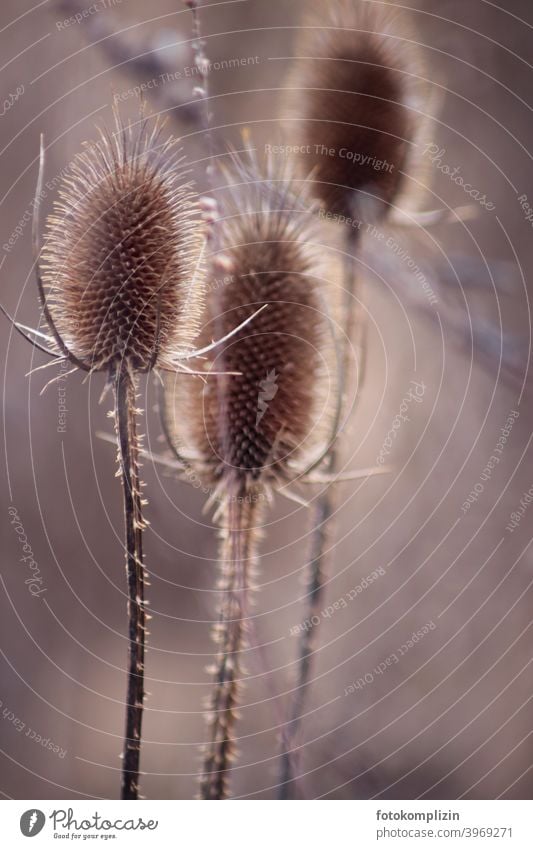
[[286, 0, 422, 221], [41, 110, 204, 373], [165, 154, 333, 492]]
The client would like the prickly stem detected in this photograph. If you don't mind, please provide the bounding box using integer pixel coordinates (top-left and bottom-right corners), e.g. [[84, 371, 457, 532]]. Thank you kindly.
[[201, 488, 257, 799], [115, 364, 146, 800]]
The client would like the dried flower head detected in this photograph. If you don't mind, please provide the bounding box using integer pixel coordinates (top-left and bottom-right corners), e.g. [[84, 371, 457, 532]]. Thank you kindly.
[[164, 154, 333, 498], [161, 152, 335, 800], [286, 0, 421, 220], [41, 110, 204, 374]]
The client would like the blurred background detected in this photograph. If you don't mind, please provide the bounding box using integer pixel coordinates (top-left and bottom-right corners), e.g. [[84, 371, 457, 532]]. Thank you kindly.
[[1, 0, 532, 800]]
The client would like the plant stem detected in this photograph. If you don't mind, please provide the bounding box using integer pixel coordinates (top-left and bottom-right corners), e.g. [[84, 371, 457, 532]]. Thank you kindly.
[[200, 487, 256, 799], [279, 227, 365, 799], [115, 364, 146, 800]]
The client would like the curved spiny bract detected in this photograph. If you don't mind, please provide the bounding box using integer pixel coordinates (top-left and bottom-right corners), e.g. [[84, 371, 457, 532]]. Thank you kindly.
[[287, 0, 421, 222], [41, 111, 204, 373], [164, 156, 332, 798]]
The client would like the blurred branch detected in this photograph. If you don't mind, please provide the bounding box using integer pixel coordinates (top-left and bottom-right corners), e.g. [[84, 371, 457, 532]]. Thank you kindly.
[[361, 241, 531, 391], [436, 254, 520, 297], [54, 0, 203, 130]]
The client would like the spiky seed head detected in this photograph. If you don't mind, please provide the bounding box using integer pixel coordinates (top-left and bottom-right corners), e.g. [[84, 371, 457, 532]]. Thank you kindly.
[[41, 111, 204, 373], [165, 154, 333, 491], [286, 0, 421, 220]]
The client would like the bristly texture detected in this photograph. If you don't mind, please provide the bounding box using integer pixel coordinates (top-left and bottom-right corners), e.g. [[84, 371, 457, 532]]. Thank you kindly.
[[165, 154, 331, 495], [163, 154, 332, 799], [41, 110, 203, 373], [287, 0, 421, 220]]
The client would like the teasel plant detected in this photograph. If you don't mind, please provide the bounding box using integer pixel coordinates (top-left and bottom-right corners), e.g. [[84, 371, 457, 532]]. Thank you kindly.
[[277, 0, 429, 797], [153, 147, 387, 798], [1, 107, 262, 799], [53, 0, 204, 131]]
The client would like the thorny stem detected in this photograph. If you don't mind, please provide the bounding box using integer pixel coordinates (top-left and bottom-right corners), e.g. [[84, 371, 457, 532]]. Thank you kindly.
[[200, 488, 256, 799], [279, 227, 366, 799], [115, 364, 147, 800]]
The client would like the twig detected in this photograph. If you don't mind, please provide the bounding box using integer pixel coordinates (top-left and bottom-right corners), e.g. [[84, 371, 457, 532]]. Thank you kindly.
[[184, 0, 215, 169]]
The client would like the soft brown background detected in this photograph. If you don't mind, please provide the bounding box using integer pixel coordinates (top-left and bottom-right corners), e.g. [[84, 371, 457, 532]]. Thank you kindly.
[[0, 0, 532, 799]]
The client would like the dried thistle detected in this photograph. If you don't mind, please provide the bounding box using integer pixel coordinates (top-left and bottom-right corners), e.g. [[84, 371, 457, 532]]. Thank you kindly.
[[163, 152, 335, 799], [287, 0, 421, 223], [172, 180, 329, 487], [14, 109, 205, 799], [278, 1, 422, 798]]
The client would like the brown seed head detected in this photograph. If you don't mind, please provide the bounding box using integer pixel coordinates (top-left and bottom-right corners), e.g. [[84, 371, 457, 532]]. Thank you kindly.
[[41, 111, 204, 372], [287, 0, 421, 220], [165, 155, 332, 492]]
